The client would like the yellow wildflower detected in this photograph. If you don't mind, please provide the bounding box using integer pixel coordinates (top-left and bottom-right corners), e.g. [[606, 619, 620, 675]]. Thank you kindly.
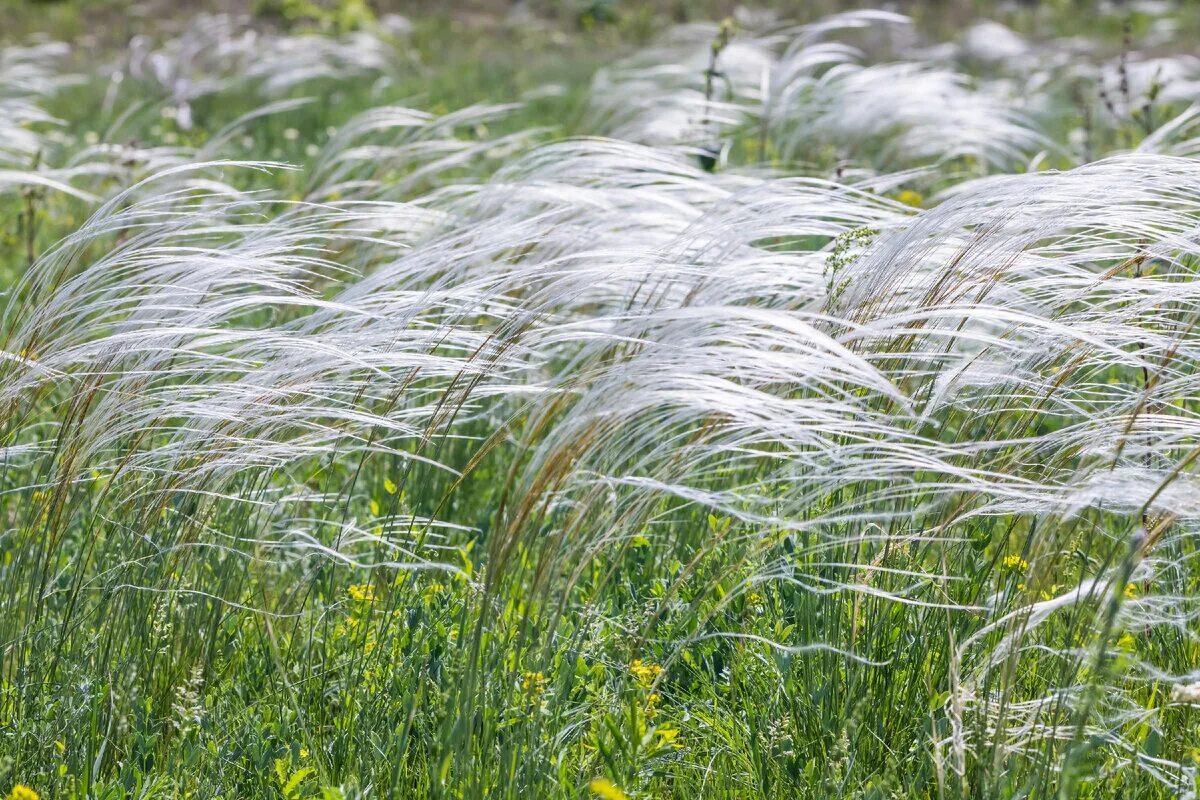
[[630, 659, 662, 688], [1124, 583, 1138, 600], [8, 785, 39, 800], [347, 584, 374, 603], [521, 671, 547, 695], [588, 778, 628, 800], [896, 189, 924, 208], [1001, 554, 1029, 572], [746, 591, 765, 614]]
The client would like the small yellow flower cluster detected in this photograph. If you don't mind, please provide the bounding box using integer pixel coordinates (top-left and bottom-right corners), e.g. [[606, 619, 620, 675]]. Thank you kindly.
[[1124, 582, 1139, 600], [8, 785, 39, 800], [588, 778, 628, 800], [1001, 554, 1029, 572], [347, 584, 374, 603], [522, 671, 547, 695], [643, 689, 663, 720], [745, 591, 765, 614], [896, 189, 924, 208], [630, 659, 662, 688]]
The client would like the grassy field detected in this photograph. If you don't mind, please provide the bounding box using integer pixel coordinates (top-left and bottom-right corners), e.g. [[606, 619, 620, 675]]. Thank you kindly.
[[5, 1, 1200, 798]]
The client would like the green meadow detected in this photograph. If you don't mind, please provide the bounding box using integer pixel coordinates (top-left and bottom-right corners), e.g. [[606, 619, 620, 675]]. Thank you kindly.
[[4, 1, 1200, 798]]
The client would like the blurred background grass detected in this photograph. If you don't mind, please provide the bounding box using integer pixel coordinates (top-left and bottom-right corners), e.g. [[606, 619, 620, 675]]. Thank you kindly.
[[7, 0, 1200, 47]]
